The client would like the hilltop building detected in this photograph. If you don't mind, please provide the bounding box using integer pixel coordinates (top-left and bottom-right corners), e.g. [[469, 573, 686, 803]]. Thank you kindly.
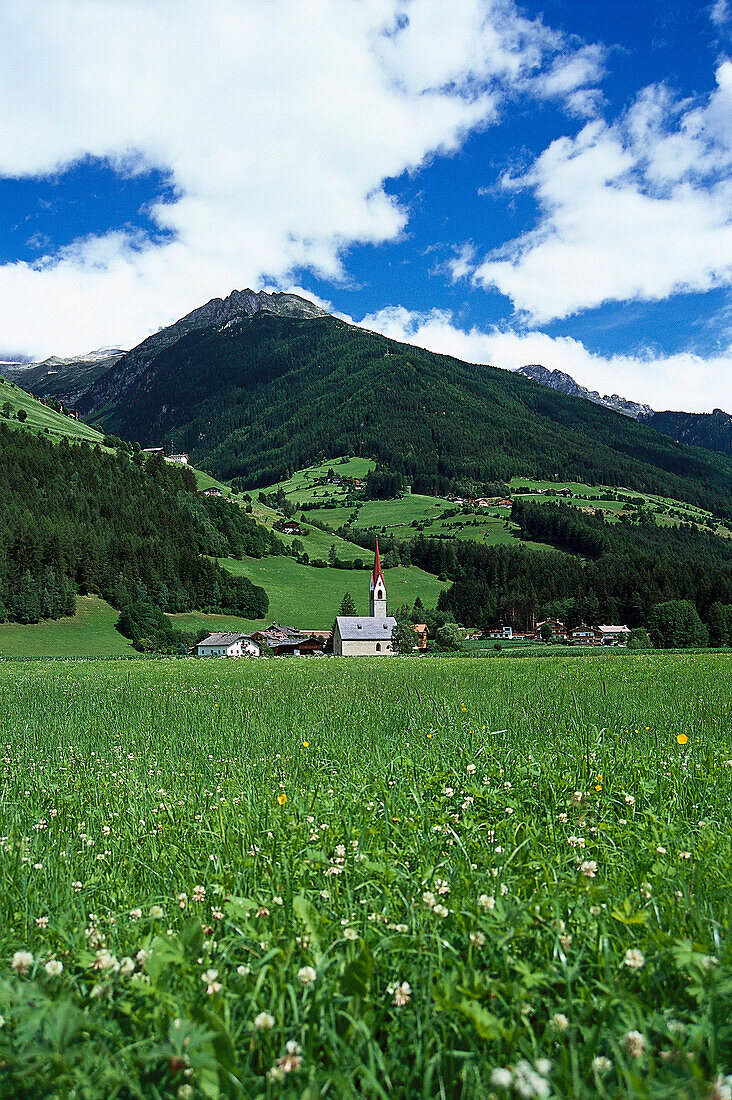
[[333, 538, 396, 656], [196, 633, 260, 658]]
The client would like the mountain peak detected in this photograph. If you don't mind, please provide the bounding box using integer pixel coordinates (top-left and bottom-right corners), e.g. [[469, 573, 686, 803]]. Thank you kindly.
[[516, 363, 654, 419]]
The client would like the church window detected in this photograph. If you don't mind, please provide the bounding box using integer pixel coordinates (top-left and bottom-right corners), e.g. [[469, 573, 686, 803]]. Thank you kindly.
[[376, 643, 381, 651]]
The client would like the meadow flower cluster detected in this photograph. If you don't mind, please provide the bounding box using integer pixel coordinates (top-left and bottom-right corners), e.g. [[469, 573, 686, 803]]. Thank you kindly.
[[0, 654, 730, 1097]]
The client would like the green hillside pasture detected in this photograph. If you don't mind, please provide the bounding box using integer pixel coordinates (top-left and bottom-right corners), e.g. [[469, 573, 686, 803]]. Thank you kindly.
[[266, 456, 376, 502], [1, 653, 730, 1098], [220, 555, 446, 626], [0, 377, 103, 443], [0, 596, 130, 657]]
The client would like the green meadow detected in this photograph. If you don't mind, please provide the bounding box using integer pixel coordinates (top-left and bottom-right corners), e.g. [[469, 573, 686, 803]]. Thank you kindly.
[[0, 653, 730, 1098], [0, 378, 103, 443]]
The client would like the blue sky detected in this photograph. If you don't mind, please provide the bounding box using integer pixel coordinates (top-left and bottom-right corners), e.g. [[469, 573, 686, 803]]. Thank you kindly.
[[0, 0, 731, 410]]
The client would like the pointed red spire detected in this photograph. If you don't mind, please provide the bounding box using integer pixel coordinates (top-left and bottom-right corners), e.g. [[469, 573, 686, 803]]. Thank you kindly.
[[372, 536, 384, 583]]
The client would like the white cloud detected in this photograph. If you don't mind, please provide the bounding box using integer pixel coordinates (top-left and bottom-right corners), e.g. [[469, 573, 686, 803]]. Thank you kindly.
[[356, 305, 732, 412], [0, 0, 597, 357], [711, 0, 730, 28], [468, 62, 732, 323]]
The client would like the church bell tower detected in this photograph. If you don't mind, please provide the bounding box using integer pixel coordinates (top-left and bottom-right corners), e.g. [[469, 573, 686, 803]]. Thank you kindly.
[[369, 537, 387, 618]]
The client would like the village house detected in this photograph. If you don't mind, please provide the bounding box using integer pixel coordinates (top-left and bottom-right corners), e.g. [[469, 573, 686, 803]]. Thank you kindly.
[[413, 623, 428, 650], [534, 619, 568, 641], [165, 453, 189, 465], [598, 624, 631, 644], [249, 623, 322, 656], [196, 633, 260, 658], [333, 539, 396, 656], [569, 624, 604, 645], [282, 520, 302, 535], [202, 487, 223, 497], [142, 447, 166, 457], [487, 625, 513, 639]]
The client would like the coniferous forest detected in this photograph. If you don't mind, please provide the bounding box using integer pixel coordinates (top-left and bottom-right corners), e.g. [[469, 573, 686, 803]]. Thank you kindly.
[[0, 426, 274, 625]]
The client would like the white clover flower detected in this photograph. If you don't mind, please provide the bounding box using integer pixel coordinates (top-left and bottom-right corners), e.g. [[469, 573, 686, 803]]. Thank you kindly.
[[129, 908, 142, 920], [254, 1011, 275, 1030], [11, 951, 34, 975], [478, 894, 495, 910], [580, 860, 598, 878], [433, 904, 449, 918], [202, 968, 222, 994], [500, 883, 509, 896], [35, 916, 49, 929], [388, 980, 411, 1006], [149, 905, 164, 919], [343, 927, 359, 941], [623, 948, 645, 971], [422, 891, 436, 908], [550, 1012, 569, 1032], [568, 835, 586, 849], [297, 966, 316, 986], [490, 1067, 513, 1089], [592, 1056, 612, 1073], [44, 959, 63, 977], [72, 881, 83, 892], [469, 931, 485, 946], [434, 878, 450, 895], [466, 764, 477, 775], [622, 1030, 646, 1058], [237, 964, 251, 976], [120, 957, 135, 975], [624, 794, 635, 806]]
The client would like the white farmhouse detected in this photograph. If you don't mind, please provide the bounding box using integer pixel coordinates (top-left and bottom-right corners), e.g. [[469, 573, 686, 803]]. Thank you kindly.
[[333, 539, 396, 656], [196, 632, 260, 658]]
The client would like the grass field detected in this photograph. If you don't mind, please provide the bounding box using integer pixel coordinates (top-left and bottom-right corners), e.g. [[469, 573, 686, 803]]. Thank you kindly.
[[0, 596, 131, 657], [0, 377, 104, 443], [0, 653, 730, 1098], [219, 556, 446, 626]]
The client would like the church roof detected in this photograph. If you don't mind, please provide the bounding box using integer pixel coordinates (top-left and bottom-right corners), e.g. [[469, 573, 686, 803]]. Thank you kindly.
[[335, 616, 396, 640]]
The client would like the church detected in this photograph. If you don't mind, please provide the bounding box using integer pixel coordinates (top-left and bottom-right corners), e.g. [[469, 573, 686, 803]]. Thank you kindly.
[[332, 539, 397, 656]]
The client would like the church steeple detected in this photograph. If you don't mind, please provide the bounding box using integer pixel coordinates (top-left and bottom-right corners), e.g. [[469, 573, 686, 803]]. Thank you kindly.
[[369, 537, 387, 618]]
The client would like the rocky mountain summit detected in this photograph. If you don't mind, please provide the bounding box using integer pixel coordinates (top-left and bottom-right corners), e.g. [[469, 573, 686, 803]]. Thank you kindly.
[[78, 289, 327, 415], [516, 363, 654, 419], [0, 348, 126, 406]]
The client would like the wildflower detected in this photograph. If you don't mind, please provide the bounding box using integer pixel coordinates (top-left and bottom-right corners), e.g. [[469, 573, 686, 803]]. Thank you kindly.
[[622, 1030, 646, 1058], [275, 1040, 303, 1073], [490, 1067, 513, 1089], [640, 883, 652, 899], [254, 1011, 275, 1030], [202, 968, 222, 994], [422, 891, 436, 908], [434, 878, 450, 895], [129, 908, 142, 920], [343, 927, 359, 941], [149, 905, 164, 919], [35, 916, 49, 929], [44, 959, 63, 977], [0, 1015, 4, 1028], [567, 835, 585, 849], [93, 949, 119, 971], [624, 794, 635, 806], [237, 964, 251, 976], [277, 793, 287, 806], [676, 734, 688, 745], [178, 1087, 194, 1100], [11, 951, 33, 975], [623, 948, 645, 971], [388, 980, 411, 1006], [297, 966, 316, 986], [679, 851, 691, 859], [593, 1056, 612, 1073], [667, 1020, 686, 1037], [656, 846, 667, 855], [470, 931, 486, 946], [551, 1012, 569, 1031], [500, 883, 509, 896], [466, 764, 477, 775], [702, 955, 719, 969], [478, 894, 496, 910], [580, 860, 598, 878], [589, 905, 602, 916], [302, 741, 309, 748], [433, 904, 449, 918], [193, 885, 206, 902], [72, 881, 83, 892], [120, 957, 135, 975]]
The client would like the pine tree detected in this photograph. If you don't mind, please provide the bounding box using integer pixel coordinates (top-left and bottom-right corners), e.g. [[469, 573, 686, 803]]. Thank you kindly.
[[339, 591, 357, 616]]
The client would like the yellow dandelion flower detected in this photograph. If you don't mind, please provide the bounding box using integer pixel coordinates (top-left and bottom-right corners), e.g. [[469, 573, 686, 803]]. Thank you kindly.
[[277, 793, 287, 805], [302, 741, 309, 748], [677, 734, 688, 745], [595, 784, 602, 792], [426, 733, 433, 739]]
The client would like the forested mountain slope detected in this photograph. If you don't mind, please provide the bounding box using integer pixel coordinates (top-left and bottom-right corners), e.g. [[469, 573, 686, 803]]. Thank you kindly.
[[0, 427, 273, 625], [91, 310, 732, 517], [640, 408, 732, 458]]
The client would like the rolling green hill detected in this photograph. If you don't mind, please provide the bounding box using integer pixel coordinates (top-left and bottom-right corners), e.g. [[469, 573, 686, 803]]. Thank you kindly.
[[76, 298, 732, 517], [0, 376, 104, 443]]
